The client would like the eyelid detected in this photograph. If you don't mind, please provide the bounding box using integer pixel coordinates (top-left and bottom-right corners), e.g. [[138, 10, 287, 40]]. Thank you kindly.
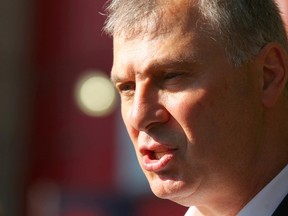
[[163, 71, 186, 80], [116, 81, 136, 93]]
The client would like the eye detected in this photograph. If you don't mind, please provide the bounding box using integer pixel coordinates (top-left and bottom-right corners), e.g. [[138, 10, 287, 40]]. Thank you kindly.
[[164, 72, 185, 80], [159, 71, 189, 91], [162, 72, 186, 85], [117, 81, 136, 96]]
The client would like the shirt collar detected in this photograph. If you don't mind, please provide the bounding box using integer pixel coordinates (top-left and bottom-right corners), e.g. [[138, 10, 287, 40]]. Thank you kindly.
[[237, 164, 288, 216], [185, 164, 288, 216]]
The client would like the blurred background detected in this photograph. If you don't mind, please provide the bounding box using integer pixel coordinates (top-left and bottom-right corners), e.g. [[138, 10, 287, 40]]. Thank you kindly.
[[0, 0, 287, 216]]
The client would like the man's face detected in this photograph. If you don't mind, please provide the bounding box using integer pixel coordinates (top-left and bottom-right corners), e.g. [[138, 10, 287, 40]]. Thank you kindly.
[[111, 4, 263, 206]]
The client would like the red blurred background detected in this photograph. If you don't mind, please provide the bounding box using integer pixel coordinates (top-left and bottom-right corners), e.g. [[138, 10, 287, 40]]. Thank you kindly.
[[0, 0, 287, 216]]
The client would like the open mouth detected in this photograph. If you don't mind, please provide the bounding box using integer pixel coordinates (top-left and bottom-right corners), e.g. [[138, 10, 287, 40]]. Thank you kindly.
[[142, 149, 176, 172], [151, 151, 169, 160]]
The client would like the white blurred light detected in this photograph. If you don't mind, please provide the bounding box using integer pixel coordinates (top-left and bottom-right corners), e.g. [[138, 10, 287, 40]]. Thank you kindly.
[[76, 71, 117, 117]]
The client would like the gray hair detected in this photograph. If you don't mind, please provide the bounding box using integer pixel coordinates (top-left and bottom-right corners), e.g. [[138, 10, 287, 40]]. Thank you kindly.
[[103, 0, 288, 66]]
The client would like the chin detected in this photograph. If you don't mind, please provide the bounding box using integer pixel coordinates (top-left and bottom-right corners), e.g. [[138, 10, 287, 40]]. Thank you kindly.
[[148, 175, 200, 207], [149, 177, 186, 200]]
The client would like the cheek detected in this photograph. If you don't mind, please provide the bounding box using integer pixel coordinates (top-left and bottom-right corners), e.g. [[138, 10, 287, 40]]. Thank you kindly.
[[167, 89, 216, 143], [168, 86, 238, 164], [177, 81, 261, 162]]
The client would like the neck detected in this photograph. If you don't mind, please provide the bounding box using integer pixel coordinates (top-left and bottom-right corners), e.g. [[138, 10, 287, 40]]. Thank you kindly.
[[195, 98, 288, 216]]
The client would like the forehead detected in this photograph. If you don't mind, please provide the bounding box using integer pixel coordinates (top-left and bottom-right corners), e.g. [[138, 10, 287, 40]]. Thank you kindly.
[[110, 1, 225, 82], [111, 27, 225, 85], [113, 30, 198, 67]]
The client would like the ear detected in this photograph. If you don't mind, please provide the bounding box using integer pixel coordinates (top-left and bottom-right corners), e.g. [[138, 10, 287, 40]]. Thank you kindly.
[[257, 43, 288, 107]]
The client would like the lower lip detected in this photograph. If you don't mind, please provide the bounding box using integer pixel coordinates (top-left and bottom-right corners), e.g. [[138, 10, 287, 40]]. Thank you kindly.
[[141, 152, 175, 172]]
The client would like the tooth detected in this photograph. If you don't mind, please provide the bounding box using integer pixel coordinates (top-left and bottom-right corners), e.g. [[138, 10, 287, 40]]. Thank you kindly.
[[154, 152, 166, 160]]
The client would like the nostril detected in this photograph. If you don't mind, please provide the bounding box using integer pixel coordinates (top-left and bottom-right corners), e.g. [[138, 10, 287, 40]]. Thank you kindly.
[[130, 108, 170, 132]]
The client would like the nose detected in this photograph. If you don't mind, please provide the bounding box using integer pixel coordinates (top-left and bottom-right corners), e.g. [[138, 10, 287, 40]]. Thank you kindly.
[[128, 84, 169, 132]]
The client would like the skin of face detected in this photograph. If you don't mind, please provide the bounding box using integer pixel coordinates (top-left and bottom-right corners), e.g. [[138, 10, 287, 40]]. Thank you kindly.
[[275, 0, 288, 30], [111, 2, 270, 214]]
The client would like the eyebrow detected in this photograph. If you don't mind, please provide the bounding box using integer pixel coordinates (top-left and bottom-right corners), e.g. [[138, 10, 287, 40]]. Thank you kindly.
[[111, 52, 198, 85], [111, 67, 135, 85], [110, 72, 121, 85], [151, 58, 195, 71]]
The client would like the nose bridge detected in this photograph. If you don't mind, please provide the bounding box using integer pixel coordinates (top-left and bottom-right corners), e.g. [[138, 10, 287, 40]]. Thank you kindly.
[[129, 81, 166, 131]]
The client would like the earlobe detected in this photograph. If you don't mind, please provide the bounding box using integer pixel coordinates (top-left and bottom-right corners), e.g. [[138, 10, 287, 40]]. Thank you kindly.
[[259, 43, 288, 107]]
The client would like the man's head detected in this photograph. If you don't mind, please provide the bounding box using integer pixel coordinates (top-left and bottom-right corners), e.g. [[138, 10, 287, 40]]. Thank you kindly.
[[105, 0, 288, 214], [104, 0, 288, 65]]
